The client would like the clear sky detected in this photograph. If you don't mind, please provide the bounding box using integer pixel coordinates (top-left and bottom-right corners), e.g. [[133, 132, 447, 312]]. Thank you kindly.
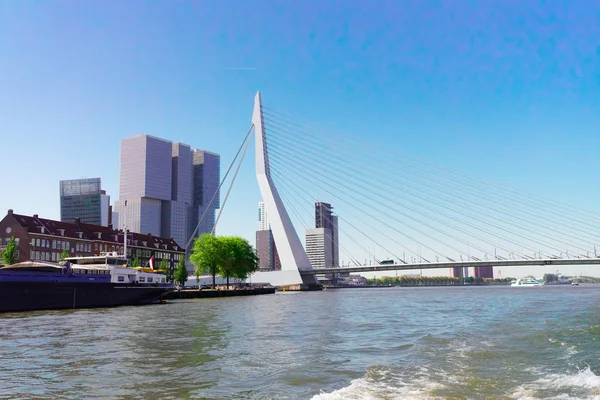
[[1, 1, 599, 277]]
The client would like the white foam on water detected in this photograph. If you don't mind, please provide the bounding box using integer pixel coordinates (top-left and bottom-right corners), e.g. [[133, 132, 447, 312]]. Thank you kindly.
[[540, 367, 600, 391], [510, 367, 600, 400], [310, 377, 442, 400], [310, 368, 445, 400], [563, 345, 580, 359]]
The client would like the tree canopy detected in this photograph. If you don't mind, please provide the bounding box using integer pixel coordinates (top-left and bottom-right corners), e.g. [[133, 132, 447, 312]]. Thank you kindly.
[[1, 236, 17, 265], [218, 236, 260, 287], [190, 234, 259, 289], [190, 234, 223, 289], [58, 248, 69, 262], [174, 258, 188, 287], [158, 258, 173, 282]]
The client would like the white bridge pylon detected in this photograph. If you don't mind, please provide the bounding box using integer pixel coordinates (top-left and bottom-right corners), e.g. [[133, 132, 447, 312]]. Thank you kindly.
[[250, 92, 318, 287]]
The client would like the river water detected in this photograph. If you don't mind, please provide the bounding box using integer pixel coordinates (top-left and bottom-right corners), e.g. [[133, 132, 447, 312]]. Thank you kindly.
[[1, 285, 600, 399]]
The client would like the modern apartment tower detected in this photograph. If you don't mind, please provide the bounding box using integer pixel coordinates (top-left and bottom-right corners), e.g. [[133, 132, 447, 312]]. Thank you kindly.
[[258, 201, 270, 231], [113, 135, 220, 263], [255, 201, 281, 271], [60, 178, 111, 226], [305, 202, 339, 269]]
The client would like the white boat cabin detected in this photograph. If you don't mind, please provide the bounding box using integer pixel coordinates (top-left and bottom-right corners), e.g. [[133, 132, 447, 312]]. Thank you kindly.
[[65, 252, 167, 284]]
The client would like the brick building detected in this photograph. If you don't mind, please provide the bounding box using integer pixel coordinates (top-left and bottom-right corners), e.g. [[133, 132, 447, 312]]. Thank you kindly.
[[0, 210, 185, 272]]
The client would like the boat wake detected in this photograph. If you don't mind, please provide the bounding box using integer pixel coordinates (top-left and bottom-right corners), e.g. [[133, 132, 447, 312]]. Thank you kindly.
[[312, 366, 600, 400]]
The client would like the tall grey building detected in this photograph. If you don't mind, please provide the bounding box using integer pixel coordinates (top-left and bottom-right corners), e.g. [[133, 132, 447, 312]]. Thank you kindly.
[[255, 201, 280, 271], [60, 178, 111, 226], [306, 202, 339, 269], [192, 150, 221, 237], [113, 135, 220, 259]]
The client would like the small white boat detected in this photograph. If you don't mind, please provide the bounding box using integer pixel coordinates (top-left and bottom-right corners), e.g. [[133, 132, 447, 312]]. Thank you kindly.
[[511, 278, 544, 287]]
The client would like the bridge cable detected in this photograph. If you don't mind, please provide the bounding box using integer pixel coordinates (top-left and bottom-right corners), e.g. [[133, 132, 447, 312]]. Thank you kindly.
[[263, 108, 600, 236], [264, 121, 593, 254], [267, 138, 550, 257], [185, 124, 254, 253], [272, 168, 397, 265]]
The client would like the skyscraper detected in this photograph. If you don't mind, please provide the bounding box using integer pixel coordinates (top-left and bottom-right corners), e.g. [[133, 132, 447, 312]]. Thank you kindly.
[[60, 178, 111, 226], [255, 201, 280, 271], [306, 202, 339, 269], [192, 150, 221, 238], [113, 134, 220, 258], [258, 201, 270, 231]]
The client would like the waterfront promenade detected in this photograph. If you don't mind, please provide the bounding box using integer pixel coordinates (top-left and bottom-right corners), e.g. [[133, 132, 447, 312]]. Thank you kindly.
[[164, 287, 275, 299]]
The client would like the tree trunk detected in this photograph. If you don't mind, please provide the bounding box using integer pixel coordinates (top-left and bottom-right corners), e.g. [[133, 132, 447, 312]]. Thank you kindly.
[[212, 272, 216, 289], [227, 276, 230, 288]]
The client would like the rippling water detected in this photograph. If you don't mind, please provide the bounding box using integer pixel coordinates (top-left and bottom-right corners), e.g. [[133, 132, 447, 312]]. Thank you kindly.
[[2, 285, 600, 399]]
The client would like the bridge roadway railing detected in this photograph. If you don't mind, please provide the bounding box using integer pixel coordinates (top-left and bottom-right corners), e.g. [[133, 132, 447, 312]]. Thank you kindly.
[[299, 258, 600, 275]]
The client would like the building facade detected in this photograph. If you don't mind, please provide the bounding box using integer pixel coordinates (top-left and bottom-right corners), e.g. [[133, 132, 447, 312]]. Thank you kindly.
[[305, 228, 335, 269], [60, 178, 111, 226], [306, 202, 339, 269], [473, 266, 494, 279], [258, 201, 270, 231], [0, 210, 184, 273], [255, 201, 280, 271], [450, 267, 464, 278], [255, 230, 281, 271], [192, 150, 221, 240], [113, 135, 220, 259]]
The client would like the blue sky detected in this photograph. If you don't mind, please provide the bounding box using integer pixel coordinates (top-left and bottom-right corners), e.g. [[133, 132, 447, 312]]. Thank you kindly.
[[1, 1, 600, 275]]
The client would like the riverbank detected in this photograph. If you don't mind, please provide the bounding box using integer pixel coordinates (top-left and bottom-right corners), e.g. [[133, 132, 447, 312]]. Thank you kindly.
[[327, 283, 511, 289], [164, 287, 276, 299]]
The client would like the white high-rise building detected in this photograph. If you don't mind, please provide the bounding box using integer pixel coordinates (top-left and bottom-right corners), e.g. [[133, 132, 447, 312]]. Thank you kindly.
[[305, 228, 335, 269], [258, 201, 270, 231], [305, 202, 339, 269]]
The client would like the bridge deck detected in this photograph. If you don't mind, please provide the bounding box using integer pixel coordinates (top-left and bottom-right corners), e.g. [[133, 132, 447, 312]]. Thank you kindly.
[[299, 258, 600, 275]]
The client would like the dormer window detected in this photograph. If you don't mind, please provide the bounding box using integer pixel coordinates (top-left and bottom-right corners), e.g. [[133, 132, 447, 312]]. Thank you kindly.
[[154, 243, 159, 248], [59, 229, 65, 236], [142, 241, 147, 247], [96, 232, 102, 239], [77, 232, 83, 239], [40, 227, 45, 234]]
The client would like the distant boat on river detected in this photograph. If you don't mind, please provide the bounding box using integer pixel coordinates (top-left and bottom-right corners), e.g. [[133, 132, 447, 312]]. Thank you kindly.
[[511, 278, 544, 287]]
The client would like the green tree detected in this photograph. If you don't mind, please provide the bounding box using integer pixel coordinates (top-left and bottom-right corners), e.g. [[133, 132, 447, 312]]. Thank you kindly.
[[216, 236, 259, 288], [190, 233, 222, 289], [131, 255, 140, 268], [174, 258, 188, 288], [158, 258, 167, 271], [1, 236, 17, 265], [230, 236, 259, 282], [158, 258, 174, 282], [543, 273, 557, 284], [218, 236, 237, 288], [58, 248, 69, 262]]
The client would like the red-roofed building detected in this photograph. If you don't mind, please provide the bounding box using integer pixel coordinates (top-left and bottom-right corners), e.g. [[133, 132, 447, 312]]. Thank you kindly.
[[0, 210, 185, 274]]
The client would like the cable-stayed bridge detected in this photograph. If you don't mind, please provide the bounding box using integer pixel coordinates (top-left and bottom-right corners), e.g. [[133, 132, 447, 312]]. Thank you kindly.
[[228, 92, 600, 287]]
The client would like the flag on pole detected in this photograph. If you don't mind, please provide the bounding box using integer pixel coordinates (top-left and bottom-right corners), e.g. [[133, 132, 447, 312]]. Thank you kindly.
[[148, 256, 155, 270]]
